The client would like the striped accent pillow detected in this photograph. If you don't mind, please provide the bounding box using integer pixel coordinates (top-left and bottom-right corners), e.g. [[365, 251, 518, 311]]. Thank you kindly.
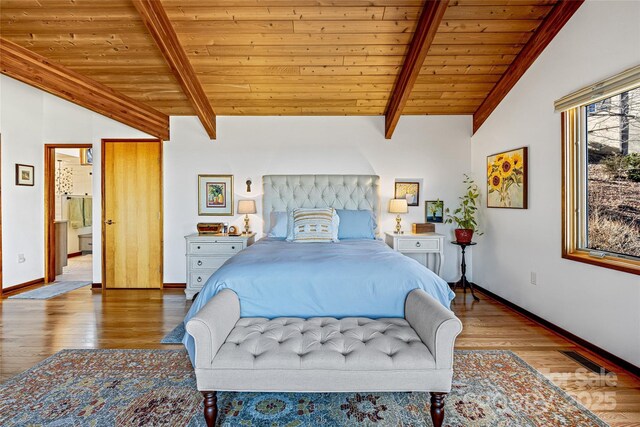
[[289, 208, 339, 243]]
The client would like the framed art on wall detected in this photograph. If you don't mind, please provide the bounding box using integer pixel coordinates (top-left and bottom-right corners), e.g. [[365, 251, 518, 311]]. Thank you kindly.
[[16, 164, 34, 186], [487, 147, 528, 209], [80, 148, 93, 165], [198, 175, 234, 216], [425, 200, 444, 223], [394, 181, 420, 206]]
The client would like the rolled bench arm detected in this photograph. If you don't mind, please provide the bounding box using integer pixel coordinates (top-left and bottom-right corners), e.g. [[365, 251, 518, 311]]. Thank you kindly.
[[405, 289, 463, 370], [186, 289, 240, 369]]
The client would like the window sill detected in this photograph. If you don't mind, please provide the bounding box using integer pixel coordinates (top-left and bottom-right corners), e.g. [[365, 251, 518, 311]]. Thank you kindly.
[[562, 251, 640, 276]]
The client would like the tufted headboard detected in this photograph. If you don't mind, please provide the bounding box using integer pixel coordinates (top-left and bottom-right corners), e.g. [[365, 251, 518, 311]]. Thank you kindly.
[[263, 175, 380, 234]]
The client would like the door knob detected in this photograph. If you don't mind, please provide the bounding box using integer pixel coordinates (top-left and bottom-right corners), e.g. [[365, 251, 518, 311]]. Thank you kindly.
[[105, 219, 115, 225]]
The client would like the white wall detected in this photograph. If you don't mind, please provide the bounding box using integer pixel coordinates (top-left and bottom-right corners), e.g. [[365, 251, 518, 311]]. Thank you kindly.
[[1, 75, 472, 287], [164, 115, 472, 283], [470, 0, 640, 366], [0, 76, 45, 287], [0, 75, 150, 288]]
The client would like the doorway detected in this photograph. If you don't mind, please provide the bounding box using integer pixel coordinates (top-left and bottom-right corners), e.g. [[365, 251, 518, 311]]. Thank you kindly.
[[101, 139, 163, 289], [44, 144, 94, 284]]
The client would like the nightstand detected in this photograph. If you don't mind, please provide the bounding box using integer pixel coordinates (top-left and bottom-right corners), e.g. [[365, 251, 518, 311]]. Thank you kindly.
[[384, 232, 445, 277], [184, 233, 255, 300]]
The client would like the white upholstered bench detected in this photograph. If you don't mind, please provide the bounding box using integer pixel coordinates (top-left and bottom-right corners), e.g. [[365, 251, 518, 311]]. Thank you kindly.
[[186, 288, 462, 427]]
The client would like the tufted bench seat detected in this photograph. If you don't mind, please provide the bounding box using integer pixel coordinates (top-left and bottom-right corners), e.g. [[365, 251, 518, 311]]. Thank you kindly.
[[187, 289, 462, 427]]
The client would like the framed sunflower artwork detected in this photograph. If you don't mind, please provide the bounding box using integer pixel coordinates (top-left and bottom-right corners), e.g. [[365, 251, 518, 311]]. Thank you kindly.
[[487, 147, 528, 209]]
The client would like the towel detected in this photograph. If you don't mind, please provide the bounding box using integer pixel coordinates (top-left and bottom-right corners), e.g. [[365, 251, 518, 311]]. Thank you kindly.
[[83, 197, 92, 227], [68, 198, 84, 229]]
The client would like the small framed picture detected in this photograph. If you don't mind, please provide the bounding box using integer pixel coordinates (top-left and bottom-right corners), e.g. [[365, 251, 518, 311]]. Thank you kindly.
[[198, 174, 234, 216], [395, 181, 420, 207], [80, 148, 93, 166], [16, 164, 34, 186], [425, 200, 444, 223]]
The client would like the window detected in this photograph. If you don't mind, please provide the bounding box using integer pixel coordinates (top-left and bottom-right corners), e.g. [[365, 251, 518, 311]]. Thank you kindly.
[[558, 66, 640, 275], [586, 98, 611, 114]]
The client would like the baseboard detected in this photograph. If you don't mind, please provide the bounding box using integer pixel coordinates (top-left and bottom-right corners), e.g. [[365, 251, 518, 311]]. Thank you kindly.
[[163, 283, 186, 289], [474, 284, 640, 378], [89, 283, 186, 289], [2, 277, 45, 296], [67, 251, 82, 258]]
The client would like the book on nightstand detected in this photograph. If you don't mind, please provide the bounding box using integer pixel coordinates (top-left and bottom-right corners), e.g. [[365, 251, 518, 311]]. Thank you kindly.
[[412, 223, 435, 234]]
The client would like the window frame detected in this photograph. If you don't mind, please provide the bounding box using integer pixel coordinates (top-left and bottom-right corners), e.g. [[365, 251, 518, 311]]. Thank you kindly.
[[561, 92, 640, 276]]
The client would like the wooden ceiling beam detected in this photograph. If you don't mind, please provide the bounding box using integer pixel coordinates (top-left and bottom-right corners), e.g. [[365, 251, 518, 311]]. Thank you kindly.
[[472, 0, 584, 134], [132, 0, 216, 139], [0, 37, 169, 140], [384, 0, 449, 139]]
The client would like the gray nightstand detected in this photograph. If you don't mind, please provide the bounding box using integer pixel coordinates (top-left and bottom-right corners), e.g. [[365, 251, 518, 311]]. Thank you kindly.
[[384, 232, 445, 277], [184, 233, 255, 299]]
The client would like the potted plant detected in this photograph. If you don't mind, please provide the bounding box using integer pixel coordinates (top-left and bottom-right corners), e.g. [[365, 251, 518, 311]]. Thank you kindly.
[[445, 174, 482, 244]]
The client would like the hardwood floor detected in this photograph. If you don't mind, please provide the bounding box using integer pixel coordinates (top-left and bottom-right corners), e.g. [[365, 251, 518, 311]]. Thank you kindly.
[[1, 286, 639, 425]]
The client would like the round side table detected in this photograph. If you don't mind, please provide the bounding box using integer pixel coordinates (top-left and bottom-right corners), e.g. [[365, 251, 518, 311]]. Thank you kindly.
[[451, 241, 479, 301]]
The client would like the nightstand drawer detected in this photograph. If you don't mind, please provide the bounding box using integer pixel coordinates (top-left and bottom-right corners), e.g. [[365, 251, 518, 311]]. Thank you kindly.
[[397, 238, 440, 252], [189, 256, 228, 270], [189, 270, 217, 287], [189, 242, 242, 255]]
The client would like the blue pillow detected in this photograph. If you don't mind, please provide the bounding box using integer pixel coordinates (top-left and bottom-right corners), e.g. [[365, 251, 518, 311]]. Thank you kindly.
[[336, 209, 375, 240], [268, 211, 288, 238]]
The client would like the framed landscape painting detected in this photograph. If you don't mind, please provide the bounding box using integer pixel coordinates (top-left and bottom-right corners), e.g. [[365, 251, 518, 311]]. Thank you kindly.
[[198, 175, 233, 216], [425, 200, 444, 223], [16, 164, 34, 186], [395, 181, 420, 206], [487, 147, 528, 209]]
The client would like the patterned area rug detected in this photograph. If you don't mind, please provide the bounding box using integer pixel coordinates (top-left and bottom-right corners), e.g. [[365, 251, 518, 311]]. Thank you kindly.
[[161, 322, 186, 344], [8, 281, 91, 299], [0, 349, 607, 426]]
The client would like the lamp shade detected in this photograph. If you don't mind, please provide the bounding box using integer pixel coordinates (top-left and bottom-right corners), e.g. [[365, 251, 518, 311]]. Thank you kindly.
[[389, 198, 408, 214], [238, 200, 256, 214]]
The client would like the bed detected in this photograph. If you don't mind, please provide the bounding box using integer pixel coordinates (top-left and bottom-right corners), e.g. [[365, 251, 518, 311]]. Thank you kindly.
[[183, 175, 455, 363]]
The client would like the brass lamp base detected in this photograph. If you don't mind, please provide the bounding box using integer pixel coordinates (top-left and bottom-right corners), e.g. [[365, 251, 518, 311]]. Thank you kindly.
[[243, 214, 251, 234], [394, 214, 403, 234]]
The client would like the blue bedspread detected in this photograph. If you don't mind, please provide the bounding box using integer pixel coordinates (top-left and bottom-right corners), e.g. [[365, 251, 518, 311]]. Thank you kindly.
[[183, 238, 455, 363]]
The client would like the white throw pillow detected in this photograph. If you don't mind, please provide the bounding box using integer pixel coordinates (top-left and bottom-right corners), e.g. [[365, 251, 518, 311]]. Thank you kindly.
[[287, 207, 340, 243]]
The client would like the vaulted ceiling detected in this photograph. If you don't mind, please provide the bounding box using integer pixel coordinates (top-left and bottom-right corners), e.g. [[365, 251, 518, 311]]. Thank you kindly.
[[0, 0, 581, 138]]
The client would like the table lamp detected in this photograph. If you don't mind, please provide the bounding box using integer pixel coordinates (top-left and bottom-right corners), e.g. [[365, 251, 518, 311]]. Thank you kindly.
[[389, 198, 408, 234], [237, 200, 256, 234]]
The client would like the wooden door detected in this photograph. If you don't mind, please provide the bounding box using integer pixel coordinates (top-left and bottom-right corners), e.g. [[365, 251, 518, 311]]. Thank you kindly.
[[102, 139, 163, 289]]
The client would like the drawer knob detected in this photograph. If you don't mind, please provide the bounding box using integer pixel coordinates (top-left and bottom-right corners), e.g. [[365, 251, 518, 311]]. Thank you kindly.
[[197, 277, 202, 283], [197, 246, 201, 250], [416, 242, 421, 247], [197, 260, 203, 266], [231, 246, 235, 250]]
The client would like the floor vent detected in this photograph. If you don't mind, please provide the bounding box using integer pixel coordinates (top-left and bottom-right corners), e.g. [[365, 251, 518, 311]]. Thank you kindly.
[[560, 350, 612, 375]]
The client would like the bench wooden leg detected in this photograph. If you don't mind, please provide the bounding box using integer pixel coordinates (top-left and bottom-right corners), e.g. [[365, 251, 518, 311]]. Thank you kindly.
[[202, 391, 217, 427], [430, 392, 446, 427]]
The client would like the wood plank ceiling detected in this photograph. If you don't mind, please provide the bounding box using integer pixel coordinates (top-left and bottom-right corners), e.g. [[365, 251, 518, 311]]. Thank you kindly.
[[1, 0, 561, 123]]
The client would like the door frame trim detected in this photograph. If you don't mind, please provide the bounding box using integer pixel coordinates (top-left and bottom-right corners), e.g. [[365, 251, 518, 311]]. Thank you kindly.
[[0, 134, 3, 296], [101, 138, 163, 290], [44, 143, 93, 284]]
